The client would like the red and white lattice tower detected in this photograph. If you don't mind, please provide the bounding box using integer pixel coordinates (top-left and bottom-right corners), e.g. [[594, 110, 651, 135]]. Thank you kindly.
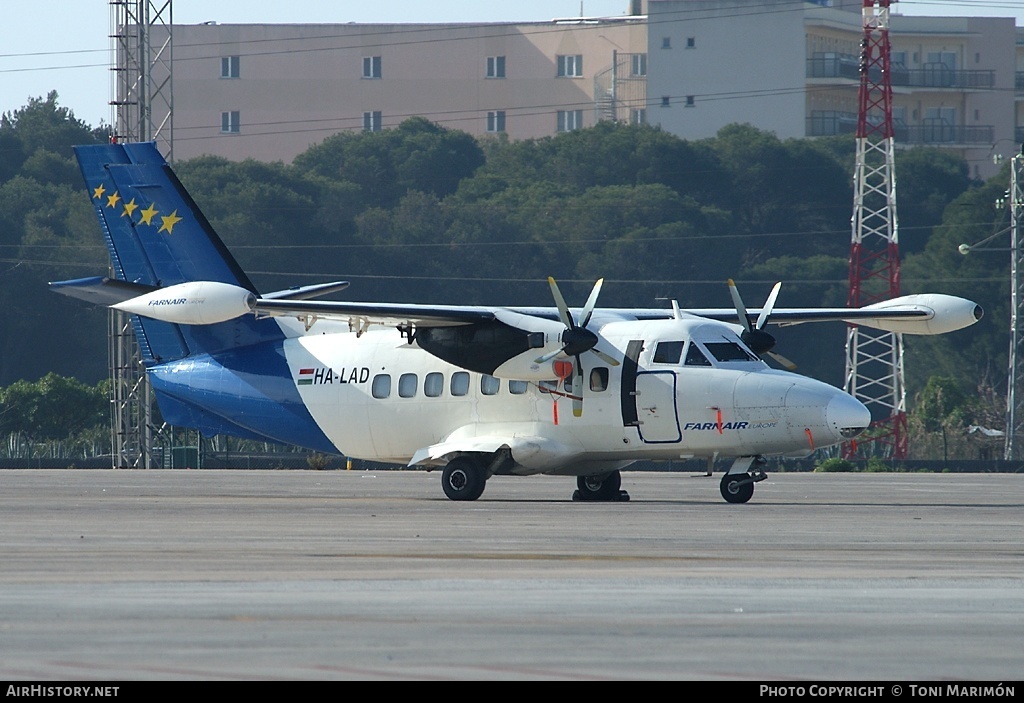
[[843, 0, 907, 459]]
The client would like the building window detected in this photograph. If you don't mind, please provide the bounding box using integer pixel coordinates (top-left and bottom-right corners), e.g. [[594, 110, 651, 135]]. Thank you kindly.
[[661, 96, 671, 107], [487, 110, 506, 133], [220, 56, 240, 79], [662, 37, 671, 49], [220, 111, 240, 133], [557, 54, 583, 77], [631, 108, 647, 125], [362, 56, 382, 79], [631, 53, 647, 77], [487, 55, 506, 78], [557, 110, 584, 132], [363, 111, 382, 132], [686, 37, 696, 49], [685, 95, 695, 107]]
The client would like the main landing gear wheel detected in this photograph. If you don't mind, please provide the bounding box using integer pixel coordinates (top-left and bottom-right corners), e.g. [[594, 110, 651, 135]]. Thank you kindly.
[[442, 457, 486, 501], [573, 471, 629, 502]]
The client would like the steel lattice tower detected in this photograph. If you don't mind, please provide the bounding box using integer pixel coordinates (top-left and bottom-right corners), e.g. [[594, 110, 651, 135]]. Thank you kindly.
[[1004, 153, 1024, 459], [843, 0, 907, 459], [107, 0, 173, 468]]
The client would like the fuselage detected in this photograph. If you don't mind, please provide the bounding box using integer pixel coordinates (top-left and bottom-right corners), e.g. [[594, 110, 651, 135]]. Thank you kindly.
[[148, 315, 870, 474]]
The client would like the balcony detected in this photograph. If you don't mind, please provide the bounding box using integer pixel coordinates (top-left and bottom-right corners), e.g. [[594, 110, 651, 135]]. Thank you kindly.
[[808, 55, 995, 90], [808, 111, 994, 145], [900, 123, 994, 145], [807, 110, 858, 136]]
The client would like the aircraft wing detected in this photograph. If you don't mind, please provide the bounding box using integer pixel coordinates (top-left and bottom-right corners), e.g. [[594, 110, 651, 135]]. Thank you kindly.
[[254, 298, 500, 327], [254, 292, 982, 336], [57, 273, 980, 338], [674, 294, 983, 335]]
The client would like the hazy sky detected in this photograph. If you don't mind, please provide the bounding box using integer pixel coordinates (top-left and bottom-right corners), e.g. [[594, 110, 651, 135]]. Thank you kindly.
[[2, 0, 1021, 129]]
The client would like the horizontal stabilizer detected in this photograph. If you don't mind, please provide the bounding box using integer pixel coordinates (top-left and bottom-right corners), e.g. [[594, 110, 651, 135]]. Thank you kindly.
[[49, 276, 157, 306]]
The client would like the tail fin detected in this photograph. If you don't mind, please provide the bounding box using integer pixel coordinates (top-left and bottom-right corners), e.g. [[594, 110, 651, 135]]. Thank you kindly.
[[74, 142, 283, 363]]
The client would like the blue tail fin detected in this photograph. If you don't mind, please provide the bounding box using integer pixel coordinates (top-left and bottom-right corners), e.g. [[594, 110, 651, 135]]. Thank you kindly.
[[75, 142, 283, 363]]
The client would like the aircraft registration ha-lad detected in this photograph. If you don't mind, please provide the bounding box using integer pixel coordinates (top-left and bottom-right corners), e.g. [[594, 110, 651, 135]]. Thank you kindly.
[[52, 143, 983, 503]]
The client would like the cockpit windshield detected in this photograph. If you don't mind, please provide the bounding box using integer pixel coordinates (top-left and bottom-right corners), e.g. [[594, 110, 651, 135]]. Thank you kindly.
[[703, 341, 759, 362]]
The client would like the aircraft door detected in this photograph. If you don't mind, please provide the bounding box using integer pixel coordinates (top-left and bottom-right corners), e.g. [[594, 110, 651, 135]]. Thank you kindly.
[[635, 371, 681, 443]]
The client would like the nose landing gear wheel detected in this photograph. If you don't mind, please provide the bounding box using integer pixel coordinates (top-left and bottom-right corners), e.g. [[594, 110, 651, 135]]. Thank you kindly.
[[442, 457, 486, 501], [720, 472, 755, 504]]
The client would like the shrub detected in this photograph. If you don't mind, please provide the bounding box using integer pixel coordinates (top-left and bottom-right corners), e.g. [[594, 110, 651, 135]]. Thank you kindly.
[[814, 457, 856, 472]]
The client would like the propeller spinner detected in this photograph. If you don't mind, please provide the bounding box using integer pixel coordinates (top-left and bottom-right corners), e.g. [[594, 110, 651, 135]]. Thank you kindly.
[[536, 277, 619, 417]]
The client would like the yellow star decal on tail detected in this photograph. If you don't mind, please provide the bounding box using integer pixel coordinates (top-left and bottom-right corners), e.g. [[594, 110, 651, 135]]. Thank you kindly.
[[106, 192, 121, 209], [138, 203, 159, 226], [92, 184, 106, 200], [158, 209, 182, 234], [121, 198, 138, 218]]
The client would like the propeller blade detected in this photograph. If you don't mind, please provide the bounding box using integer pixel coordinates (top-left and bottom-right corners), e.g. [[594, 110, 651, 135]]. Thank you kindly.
[[548, 277, 575, 329], [755, 281, 782, 331], [588, 345, 620, 367], [572, 356, 584, 417], [727, 278, 752, 333], [579, 278, 604, 328], [534, 346, 567, 364], [768, 351, 798, 371]]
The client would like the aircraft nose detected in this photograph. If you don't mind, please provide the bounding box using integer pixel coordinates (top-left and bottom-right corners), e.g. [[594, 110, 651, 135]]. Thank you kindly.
[[825, 393, 871, 440]]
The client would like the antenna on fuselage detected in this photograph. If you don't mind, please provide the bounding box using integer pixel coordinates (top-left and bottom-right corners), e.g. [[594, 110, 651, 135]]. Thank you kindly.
[[654, 297, 684, 320]]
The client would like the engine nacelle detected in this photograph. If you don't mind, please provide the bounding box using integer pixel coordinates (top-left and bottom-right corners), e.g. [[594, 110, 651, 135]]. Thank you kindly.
[[112, 281, 256, 325], [851, 294, 983, 335]]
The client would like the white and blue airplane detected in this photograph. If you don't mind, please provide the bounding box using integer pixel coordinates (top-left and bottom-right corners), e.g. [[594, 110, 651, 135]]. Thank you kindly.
[[52, 142, 983, 503]]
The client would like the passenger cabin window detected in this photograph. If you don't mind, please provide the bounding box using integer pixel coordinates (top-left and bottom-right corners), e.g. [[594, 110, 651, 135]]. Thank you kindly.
[[685, 343, 712, 367], [371, 374, 392, 398], [399, 373, 418, 398], [451, 372, 470, 396], [424, 372, 444, 398], [704, 341, 758, 362], [653, 341, 683, 364], [590, 368, 609, 392], [481, 375, 500, 396], [509, 380, 528, 395]]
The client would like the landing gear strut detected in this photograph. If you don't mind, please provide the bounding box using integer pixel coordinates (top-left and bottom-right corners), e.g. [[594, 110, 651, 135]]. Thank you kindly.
[[720, 456, 767, 504], [573, 470, 629, 502], [441, 457, 487, 501]]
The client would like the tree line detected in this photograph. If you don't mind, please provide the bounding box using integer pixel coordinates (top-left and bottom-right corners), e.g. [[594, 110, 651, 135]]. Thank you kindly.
[[0, 92, 1007, 459]]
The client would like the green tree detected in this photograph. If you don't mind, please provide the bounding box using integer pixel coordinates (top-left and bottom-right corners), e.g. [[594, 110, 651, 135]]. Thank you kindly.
[[0, 92, 102, 183], [295, 117, 485, 210], [0, 373, 107, 441]]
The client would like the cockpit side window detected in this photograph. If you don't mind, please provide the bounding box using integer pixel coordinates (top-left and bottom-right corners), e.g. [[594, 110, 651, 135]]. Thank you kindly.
[[653, 341, 683, 364], [684, 342, 713, 366]]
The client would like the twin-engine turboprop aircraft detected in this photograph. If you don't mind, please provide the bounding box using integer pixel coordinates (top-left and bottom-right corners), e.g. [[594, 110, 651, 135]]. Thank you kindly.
[[53, 142, 983, 503]]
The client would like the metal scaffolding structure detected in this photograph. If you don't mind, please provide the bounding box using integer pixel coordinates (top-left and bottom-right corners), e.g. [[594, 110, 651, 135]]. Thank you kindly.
[[109, 0, 173, 155], [843, 0, 908, 459], [107, 0, 173, 468], [1005, 152, 1024, 460]]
